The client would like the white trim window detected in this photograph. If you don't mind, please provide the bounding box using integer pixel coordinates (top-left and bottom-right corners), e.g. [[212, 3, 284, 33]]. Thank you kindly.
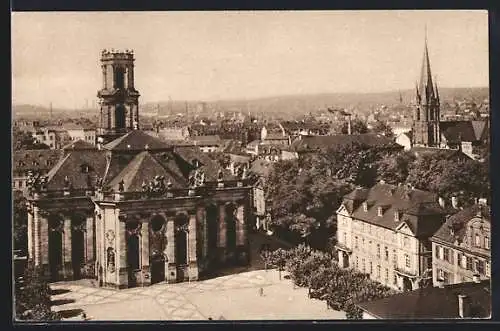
[[438, 246, 444, 260], [405, 254, 411, 268]]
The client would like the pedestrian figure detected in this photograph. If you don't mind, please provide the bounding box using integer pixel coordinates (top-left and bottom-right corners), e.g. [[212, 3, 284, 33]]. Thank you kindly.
[[208, 317, 213, 320], [259, 287, 264, 297]]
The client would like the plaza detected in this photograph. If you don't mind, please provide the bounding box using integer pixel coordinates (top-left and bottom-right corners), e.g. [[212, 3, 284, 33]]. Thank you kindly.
[[51, 268, 346, 320]]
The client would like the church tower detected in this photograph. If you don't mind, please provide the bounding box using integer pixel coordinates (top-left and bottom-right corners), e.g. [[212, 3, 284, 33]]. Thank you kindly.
[[97, 49, 140, 143], [412, 33, 441, 147]]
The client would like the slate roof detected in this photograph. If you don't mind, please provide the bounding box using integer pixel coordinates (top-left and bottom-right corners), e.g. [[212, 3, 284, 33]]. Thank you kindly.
[[107, 151, 186, 191], [103, 130, 172, 151], [173, 146, 235, 181], [291, 134, 402, 153], [62, 139, 97, 151], [357, 280, 491, 319], [13, 150, 65, 175], [45, 150, 108, 190], [431, 204, 491, 245], [343, 183, 447, 237], [439, 121, 485, 144]]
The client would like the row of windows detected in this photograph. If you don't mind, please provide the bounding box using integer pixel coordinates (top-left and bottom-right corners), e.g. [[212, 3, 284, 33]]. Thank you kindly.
[[17, 160, 53, 167], [353, 235, 411, 268], [435, 245, 490, 275], [355, 256, 398, 286], [474, 234, 490, 249]]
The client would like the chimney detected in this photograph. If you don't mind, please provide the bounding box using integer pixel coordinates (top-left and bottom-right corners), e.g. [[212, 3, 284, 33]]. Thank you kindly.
[[451, 196, 459, 209], [473, 274, 481, 283], [438, 196, 446, 208], [458, 294, 470, 318]]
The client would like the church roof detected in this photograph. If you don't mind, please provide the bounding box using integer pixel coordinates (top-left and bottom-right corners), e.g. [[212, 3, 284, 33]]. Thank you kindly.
[[173, 146, 236, 181], [291, 134, 401, 153], [103, 130, 172, 151], [107, 151, 186, 191], [13, 150, 64, 174], [439, 121, 484, 143], [45, 150, 108, 190]]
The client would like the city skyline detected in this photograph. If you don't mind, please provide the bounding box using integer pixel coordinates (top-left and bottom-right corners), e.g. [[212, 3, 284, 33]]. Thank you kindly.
[[12, 10, 488, 108]]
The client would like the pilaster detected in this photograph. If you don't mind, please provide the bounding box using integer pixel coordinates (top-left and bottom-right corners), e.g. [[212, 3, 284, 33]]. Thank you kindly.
[[188, 214, 198, 281], [116, 220, 128, 287], [235, 203, 248, 265], [217, 204, 227, 264], [165, 219, 176, 283], [86, 216, 95, 263], [141, 222, 151, 285], [33, 206, 41, 266], [63, 217, 73, 279], [27, 209, 33, 261]]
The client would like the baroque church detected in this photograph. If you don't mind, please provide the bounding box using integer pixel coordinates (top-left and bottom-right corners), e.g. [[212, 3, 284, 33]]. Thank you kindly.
[[411, 35, 488, 152], [25, 49, 253, 288]]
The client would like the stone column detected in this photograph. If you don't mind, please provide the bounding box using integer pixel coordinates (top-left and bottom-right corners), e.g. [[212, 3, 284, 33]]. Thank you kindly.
[[201, 208, 209, 267], [128, 64, 134, 89], [235, 204, 249, 265], [188, 214, 199, 280], [40, 214, 49, 267], [217, 204, 227, 264], [141, 222, 151, 286], [63, 217, 73, 279], [27, 209, 34, 261], [86, 216, 94, 263], [116, 220, 128, 288], [165, 219, 176, 283], [32, 206, 41, 266], [102, 65, 107, 89]]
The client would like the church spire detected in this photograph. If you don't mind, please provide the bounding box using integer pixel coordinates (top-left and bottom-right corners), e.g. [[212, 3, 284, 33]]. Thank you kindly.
[[419, 27, 434, 104]]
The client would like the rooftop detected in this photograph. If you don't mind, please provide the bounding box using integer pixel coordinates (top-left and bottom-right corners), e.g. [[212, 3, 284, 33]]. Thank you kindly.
[[357, 280, 491, 319]]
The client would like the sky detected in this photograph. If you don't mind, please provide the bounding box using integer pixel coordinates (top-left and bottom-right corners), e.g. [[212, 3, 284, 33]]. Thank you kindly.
[[12, 10, 489, 108]]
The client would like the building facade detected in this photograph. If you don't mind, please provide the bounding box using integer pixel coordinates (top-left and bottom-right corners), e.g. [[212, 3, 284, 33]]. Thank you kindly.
[[24, 50, 253, 289], [335, 183, 447, 291], [430, 203, 490, 286]]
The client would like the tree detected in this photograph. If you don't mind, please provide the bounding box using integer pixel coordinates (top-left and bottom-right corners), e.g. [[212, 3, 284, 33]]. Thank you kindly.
[[13, 192, 28, 255], [376, 151, 416, 185], [15, 262, 60, 321], [371, 120, 394, 138], [406, 152, 489, 206]]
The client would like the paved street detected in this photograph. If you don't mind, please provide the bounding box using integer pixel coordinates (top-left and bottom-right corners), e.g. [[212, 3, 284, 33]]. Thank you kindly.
[[51, 269, 345, 321]]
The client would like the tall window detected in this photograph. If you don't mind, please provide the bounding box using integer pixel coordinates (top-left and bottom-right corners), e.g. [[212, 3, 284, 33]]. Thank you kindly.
[[393, 274, 398, 285], [476, 260, 485, 275], [486, 262, 490, 275], [355, 256, 359, 269], [443, 248, 450, 262], [385, 247, 389, 261], [403, 237, 409, 248], [369, 262, 373, 274], [377, 244, 381, 259], [343, 232, 347, 245], [385, 268, 389, 283], [438, 246, 444, 260], [405, 254, 411, 268], [355, 236, 359, 249], [362, 258, 366, 272], [466, 256, 473, 271], [377, 265, 381, 278], [485, 237, 490, 250], [475, 234, 481, 247]]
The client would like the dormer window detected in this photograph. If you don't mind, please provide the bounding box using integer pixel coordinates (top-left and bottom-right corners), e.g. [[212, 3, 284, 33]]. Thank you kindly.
[[80, 164, 91, 173], [394, 210, 400, 222], [377, 206, 383, 217], [363, 202, 368, 212]]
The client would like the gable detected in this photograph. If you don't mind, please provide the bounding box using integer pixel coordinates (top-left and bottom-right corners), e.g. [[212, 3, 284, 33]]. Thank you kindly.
[[336, 204, 350, 216], [396, 222, 415, 236]]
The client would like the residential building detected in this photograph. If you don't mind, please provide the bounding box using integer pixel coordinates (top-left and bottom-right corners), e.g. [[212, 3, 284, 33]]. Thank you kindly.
[[357, 279, 491, 319], [190, 135, 222, 153], [430, 203, 490, 286], [63, 123, 97, 146], [335, 182, 447, 291]]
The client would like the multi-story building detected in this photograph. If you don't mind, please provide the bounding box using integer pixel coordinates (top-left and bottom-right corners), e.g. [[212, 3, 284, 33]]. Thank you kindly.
[[63, 123, 97, 146], [430, 203, 490, 286], [23, 49, 253, 289], [335, 182, 448, 291]]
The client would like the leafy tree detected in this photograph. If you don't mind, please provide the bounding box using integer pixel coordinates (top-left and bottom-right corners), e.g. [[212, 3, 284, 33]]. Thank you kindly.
[[376, 151, 416, 185], [15, 262, 60, 321], [371, 120, 394, 138], [13, 192, 28, 255]]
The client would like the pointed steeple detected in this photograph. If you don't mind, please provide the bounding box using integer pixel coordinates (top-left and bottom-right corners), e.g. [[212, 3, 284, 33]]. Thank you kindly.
[[419, 27, 435, 104], [434, 76, 440, 103]]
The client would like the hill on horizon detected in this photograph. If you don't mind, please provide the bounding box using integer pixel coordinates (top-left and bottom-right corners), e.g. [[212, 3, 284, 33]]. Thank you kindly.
[[13, 87, 489, 119]]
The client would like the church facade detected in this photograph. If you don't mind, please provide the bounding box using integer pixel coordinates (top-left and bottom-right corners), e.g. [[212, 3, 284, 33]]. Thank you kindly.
[[25, 50, 253, 288], [411, 36, 488, 152]]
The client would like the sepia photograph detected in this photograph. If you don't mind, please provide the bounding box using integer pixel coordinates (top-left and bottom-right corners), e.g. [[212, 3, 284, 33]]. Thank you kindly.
[[11, 10, 491, 321]]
